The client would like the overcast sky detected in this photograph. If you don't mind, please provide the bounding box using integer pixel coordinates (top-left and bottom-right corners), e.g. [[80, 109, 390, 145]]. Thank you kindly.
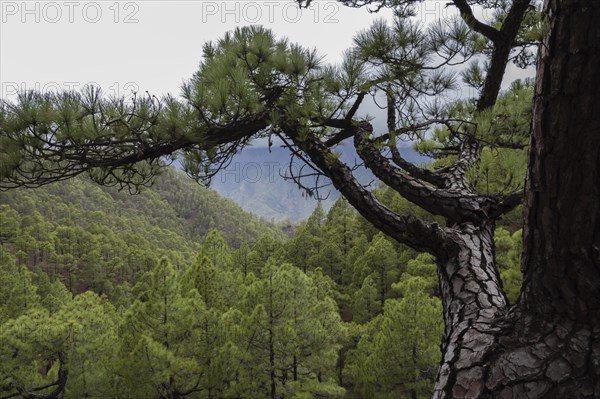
[[1, 1, 397, 100]]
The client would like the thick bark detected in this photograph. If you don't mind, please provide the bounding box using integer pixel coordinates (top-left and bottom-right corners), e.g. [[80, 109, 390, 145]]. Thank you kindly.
[[520, 0, 600, 326], [433, 224, 509, 398], [354, 126, 496, 224], [433, 0, 600, 397]]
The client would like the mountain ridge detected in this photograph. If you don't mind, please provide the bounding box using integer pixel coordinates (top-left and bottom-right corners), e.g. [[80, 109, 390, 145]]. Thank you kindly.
[[210, 144, 429, 221]]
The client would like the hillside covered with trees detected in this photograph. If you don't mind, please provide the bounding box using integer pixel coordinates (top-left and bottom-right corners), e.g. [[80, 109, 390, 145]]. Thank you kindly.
[[1, 169, 523, 398]]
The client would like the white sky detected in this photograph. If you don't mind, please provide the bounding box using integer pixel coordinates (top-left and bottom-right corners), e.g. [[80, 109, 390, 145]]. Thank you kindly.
[[1, 1, 398, 100]]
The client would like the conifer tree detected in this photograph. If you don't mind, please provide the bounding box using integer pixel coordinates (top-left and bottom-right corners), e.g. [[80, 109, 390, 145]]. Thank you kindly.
[[57, 292, 120, 398], [0, 259, 69, 399], [324, 199, 358, 257], [351, 233, 401, 312], [0, 205, 20, 245], [236, 261, 345, 399], [0, 247, 38, 323], [200, 229, 234, 271], [119, 258, 213, 399], [346, 277, 443, 399]]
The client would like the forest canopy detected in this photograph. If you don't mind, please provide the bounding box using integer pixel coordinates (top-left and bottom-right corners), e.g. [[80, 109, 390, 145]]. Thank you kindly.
[[0, 169, 523, 398]]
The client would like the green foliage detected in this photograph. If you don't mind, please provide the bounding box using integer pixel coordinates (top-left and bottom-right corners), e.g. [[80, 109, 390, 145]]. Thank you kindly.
[[350, 234, 402, 320], [235, 261, 346, 398], [345, 277, 443, 399], [1, 175, 459, 398], [0, 247, 38, 323], [350, 275, 381, 324], [119, 258, 224, 398], [0, 204, 20, 244], [0, 283, 118, 399], [468, 147, 527, 196], [183, 255, 223, 309], [0, 168, 282, 299], [199, 229, 234, 270], [246, 233, 286, 276], [496, 228, 523, 304], [60, 292, 120, 398], [398, 253, 438, 294], [0, 308, 69, 394]]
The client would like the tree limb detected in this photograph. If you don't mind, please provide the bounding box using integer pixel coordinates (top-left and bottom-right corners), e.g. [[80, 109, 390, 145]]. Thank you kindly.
[[389, 145, 446, 187], [353, 122, 495, 224], [488, 189, 524, 219], [444, 0, 532, 193], [0, 353, 69, 399], [452, 0, 503, 42], [281, 118, 451, 256], [0, 107, 271, 190]]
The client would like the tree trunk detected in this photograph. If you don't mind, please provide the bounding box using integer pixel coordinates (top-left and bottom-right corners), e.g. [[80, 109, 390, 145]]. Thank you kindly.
[[269, 269, 277, 399], [433, 224, 509, 398], [433, 0, 600, 397]]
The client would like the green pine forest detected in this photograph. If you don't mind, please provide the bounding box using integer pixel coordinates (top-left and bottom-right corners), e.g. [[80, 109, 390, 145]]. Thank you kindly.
[[0, 166, 523, 399]]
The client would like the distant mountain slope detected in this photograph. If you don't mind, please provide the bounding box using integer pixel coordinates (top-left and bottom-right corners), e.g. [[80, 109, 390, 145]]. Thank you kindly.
[[1, 167, 283, 249], [210, 144, 429, 221]]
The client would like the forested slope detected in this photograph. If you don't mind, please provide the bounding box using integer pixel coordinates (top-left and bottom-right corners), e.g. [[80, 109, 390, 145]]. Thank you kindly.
[[0, 167, 283, 296], [0, 170, 523, 398]]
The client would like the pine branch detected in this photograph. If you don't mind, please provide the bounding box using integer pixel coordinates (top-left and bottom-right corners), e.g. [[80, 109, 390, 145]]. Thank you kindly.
[[353, 122, 495, 224], [452, 0, 503, 42], [281, 118, 451, 256]]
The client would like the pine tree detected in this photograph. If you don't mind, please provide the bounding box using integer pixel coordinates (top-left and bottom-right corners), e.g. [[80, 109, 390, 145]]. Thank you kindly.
[[246, 234, 285, 276], [286, 202, 327, 273], [0, 308, 69, 398], [236, 261, 345, 398], [351, 234, 401, 314], [0, 205, 20, 245], [324, 199, 357, 257], [346, 277, 443, 399], [200, 229, 234, 271], [118, 258, 215, 398], [58, 291, 120, 398], [182, 255, 223, 309], [0, 266, 71, 399], [0, 247, 38, 323]]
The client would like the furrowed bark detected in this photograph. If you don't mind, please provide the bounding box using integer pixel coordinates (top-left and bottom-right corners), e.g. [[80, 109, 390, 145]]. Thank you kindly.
[[389, 145, 446, 188], [476, 0, 532, 113], [434, 224, 509, 399], [453, 0, 502, 42], [353, 125, 496, 224], [433, 1, 600, 397], [520, 0, 600, 324]]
